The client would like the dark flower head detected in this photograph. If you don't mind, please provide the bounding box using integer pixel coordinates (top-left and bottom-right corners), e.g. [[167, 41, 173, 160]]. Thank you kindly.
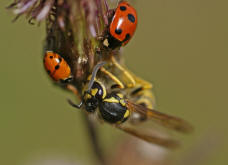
[[7, 0, 120, 84]]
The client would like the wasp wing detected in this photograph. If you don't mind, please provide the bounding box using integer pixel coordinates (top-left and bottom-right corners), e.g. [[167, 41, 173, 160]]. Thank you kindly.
[[126, 100, 193, 133], [116, 124, 180, 149]]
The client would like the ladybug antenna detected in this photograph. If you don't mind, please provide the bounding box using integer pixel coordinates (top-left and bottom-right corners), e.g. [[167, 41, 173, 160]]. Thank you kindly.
[[67, 61, 106, 109], [87, 61, 106, 92]]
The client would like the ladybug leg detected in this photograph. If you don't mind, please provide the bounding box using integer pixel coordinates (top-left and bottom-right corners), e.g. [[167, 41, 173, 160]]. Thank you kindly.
[[100, 67, 125, 89], [110, 56, 136, 88]]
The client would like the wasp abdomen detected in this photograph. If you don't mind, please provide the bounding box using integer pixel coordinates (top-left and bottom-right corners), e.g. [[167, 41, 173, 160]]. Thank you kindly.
[[99, 93, 130, 123]]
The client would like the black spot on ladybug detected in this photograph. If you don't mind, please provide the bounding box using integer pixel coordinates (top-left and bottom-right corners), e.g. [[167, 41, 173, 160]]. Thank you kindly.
[[115, 28, 122, 35], [120, 6, 126, 11], [58, 57, 62, 63], [50, 56, 53, 59], [128, 14, 135, 23], [123, 33, 131, 42], [55, 65, 60, 70], [47, 70, 51, 74]]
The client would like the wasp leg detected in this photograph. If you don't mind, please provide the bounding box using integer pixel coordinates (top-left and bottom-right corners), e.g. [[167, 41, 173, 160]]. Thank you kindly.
[[130, 87, 156, 106], [67, 99, 83, 109], [112, 55, 153, 89], [66, 84, 79, 96], [66, 84, 83, 109], [110, 56, 136, 88], [131, 73, 153, 89], [100, 66, 125, 89]]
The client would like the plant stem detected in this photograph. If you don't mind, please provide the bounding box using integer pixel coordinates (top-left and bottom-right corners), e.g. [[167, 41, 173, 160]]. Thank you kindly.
[[82, 113, 106, 165]]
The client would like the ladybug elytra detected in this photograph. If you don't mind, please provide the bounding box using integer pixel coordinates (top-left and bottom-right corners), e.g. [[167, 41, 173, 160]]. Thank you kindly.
[[43, 51, 72, 82], [103, 1, 137, 49]]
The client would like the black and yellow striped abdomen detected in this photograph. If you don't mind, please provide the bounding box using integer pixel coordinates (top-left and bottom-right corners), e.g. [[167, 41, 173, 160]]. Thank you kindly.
[[99, 92, 130, 123]]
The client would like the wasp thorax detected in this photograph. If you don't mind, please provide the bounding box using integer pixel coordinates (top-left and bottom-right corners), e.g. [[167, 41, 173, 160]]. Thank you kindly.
[[83, 80, 107, 113], [90, 81, 106, 100]]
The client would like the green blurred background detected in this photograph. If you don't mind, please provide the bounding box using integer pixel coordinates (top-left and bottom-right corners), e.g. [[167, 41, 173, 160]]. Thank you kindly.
[[1, 0, 228, 164]]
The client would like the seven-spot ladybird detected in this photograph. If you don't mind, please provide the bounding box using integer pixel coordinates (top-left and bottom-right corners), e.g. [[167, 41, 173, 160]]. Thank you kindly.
[[103, 1, 137, 49], [43, 51, 72, 82]]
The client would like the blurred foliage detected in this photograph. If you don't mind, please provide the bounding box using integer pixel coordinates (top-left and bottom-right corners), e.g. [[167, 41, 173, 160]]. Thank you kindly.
[[1, 0, 228, 165]]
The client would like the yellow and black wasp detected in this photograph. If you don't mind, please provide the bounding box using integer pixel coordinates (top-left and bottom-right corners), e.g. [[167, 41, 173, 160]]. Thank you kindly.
[[68, 62, 193, 149]]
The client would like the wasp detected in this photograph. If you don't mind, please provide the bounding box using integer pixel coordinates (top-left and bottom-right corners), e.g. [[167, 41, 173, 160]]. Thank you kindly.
[[68, 62, 193, 149]]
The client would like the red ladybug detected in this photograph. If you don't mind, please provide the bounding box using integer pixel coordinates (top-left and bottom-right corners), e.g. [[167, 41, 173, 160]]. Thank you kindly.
[[103, 1, 137, 49], [43, 51, 72, 82]]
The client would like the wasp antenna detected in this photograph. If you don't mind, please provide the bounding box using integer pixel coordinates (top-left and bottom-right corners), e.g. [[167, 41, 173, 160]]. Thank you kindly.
[[67, 99, 83, 109], [87, 62, 106, 91]]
